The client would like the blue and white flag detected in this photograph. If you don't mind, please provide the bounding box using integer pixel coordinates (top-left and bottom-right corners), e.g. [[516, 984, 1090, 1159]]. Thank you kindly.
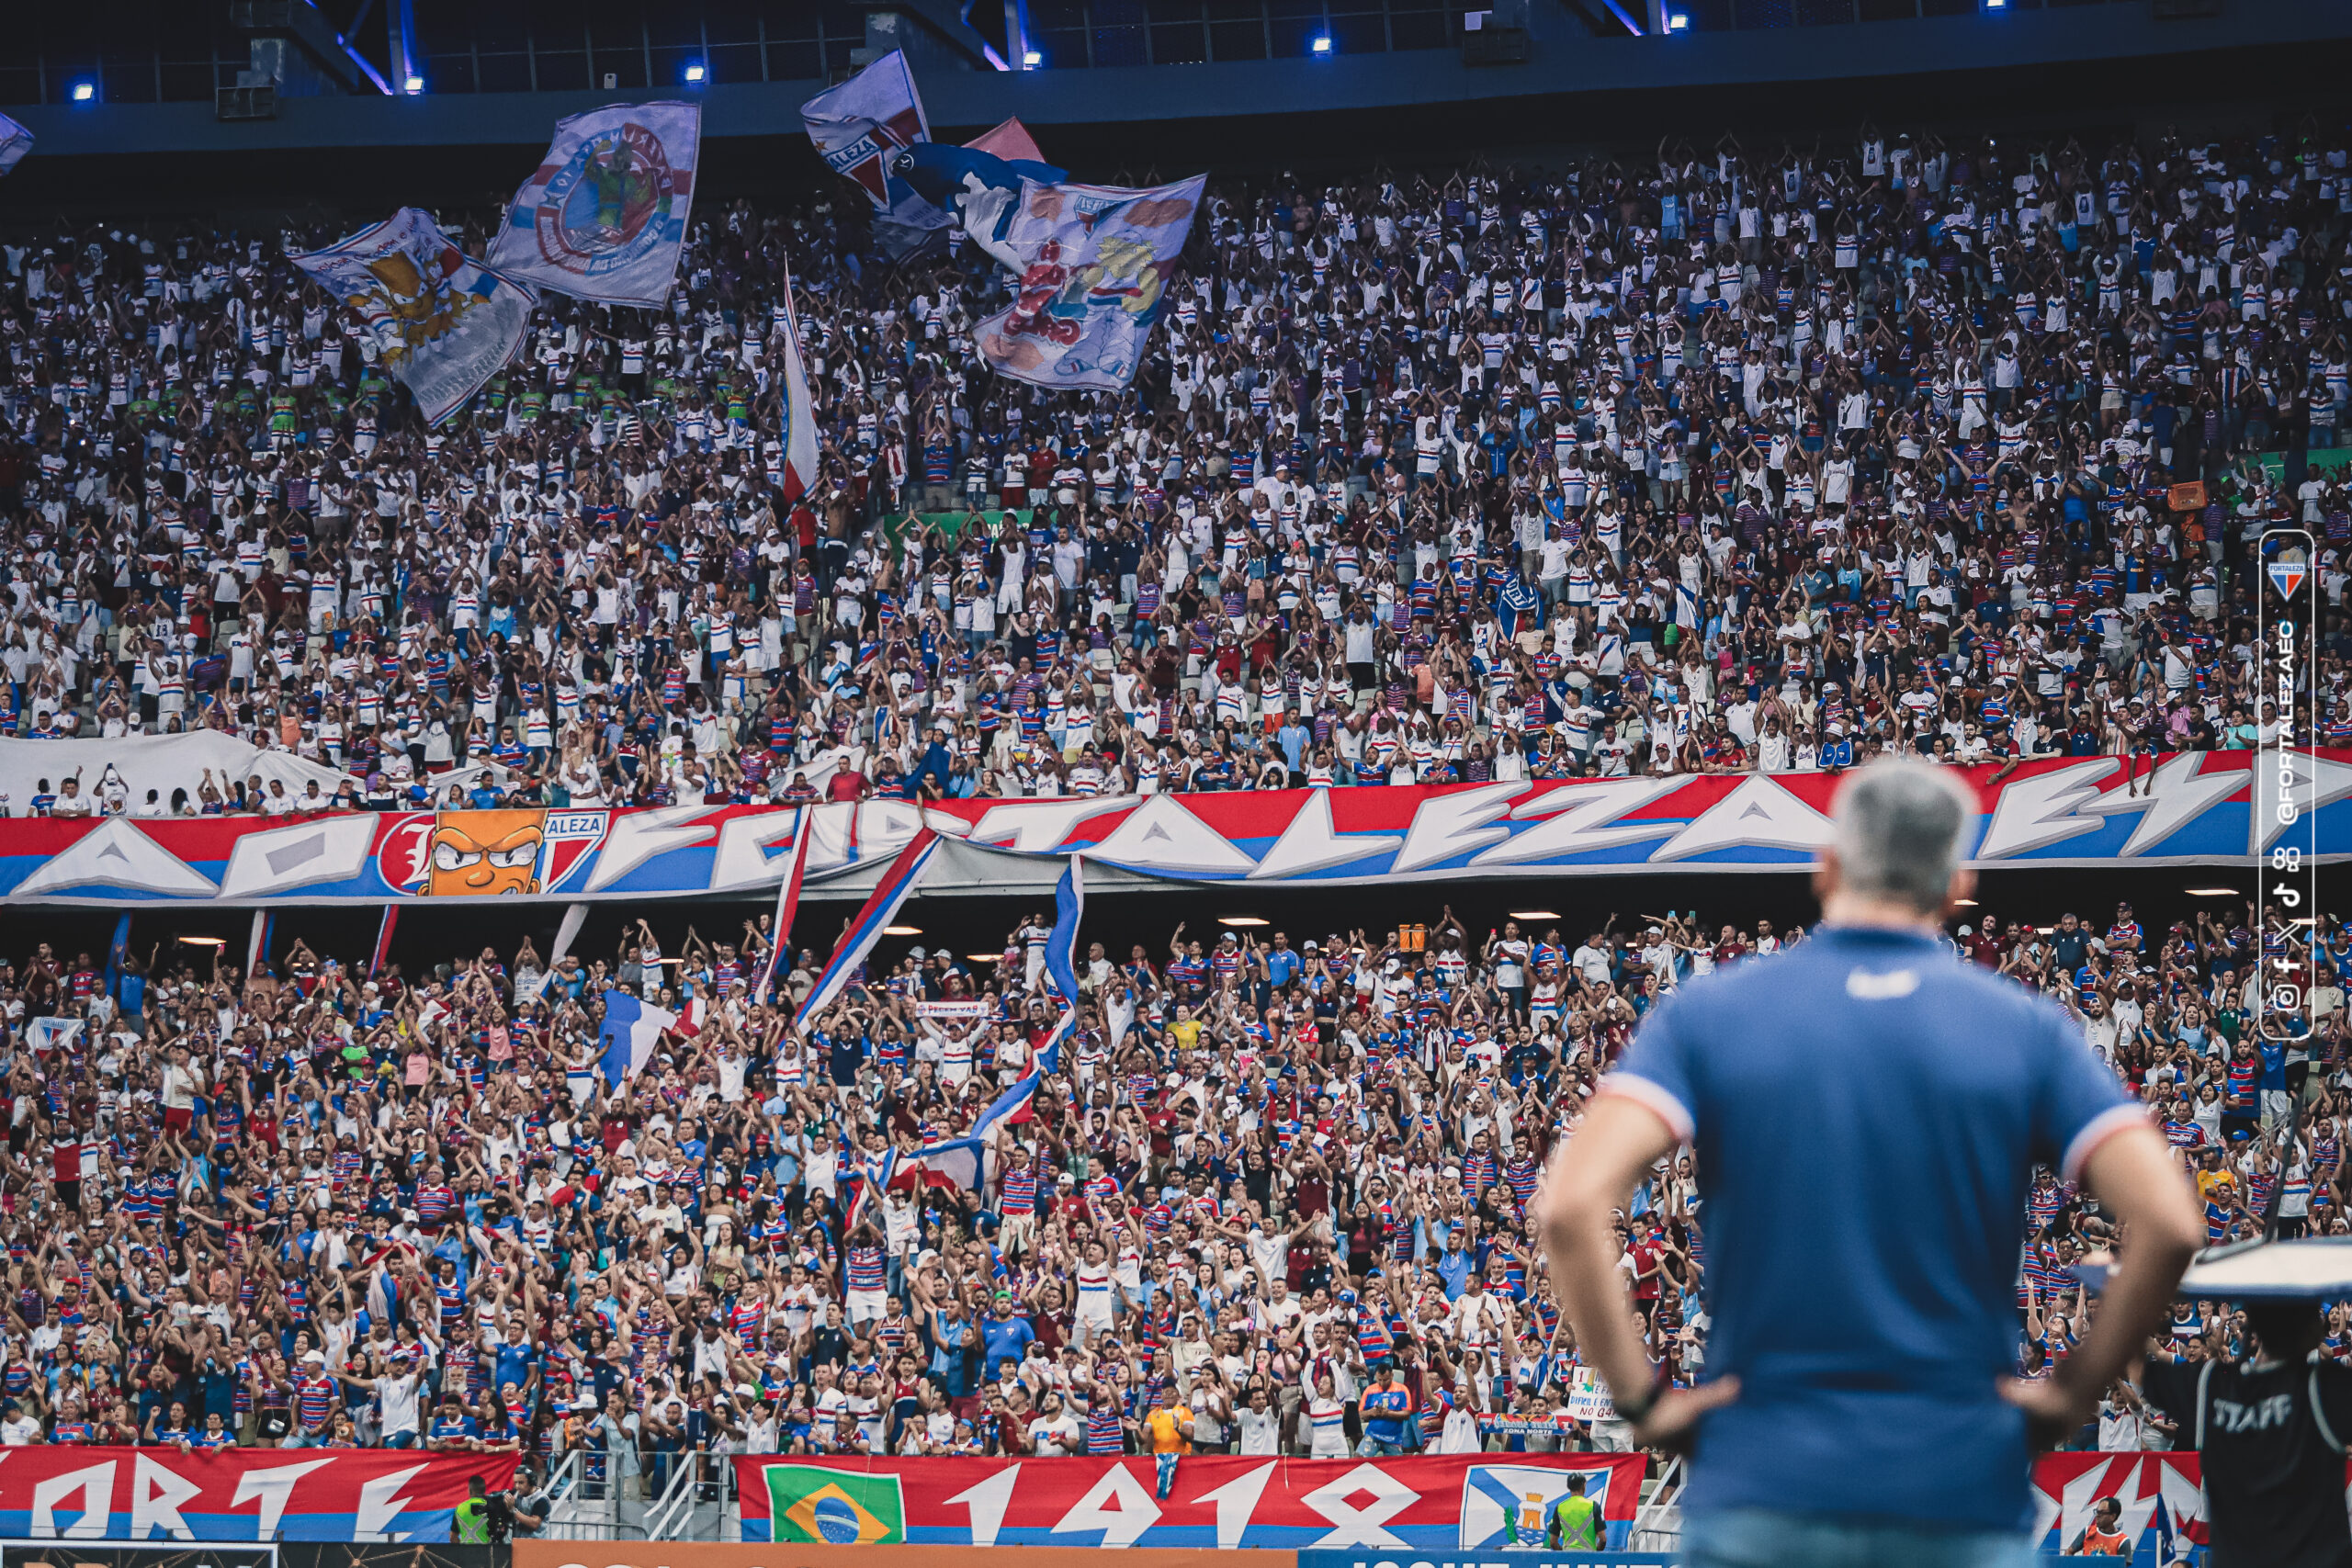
[[888, 860, 1082, 1196], [25, 1017, 82, 1054], [843, 1146, 899, 1232], [490, 101, 701, 307], [0, 114, 30, 179], [291, 209, 537, 425], [598, 989, 679, 1086], [892, 141, 1068, 273], [977, 175, 1205, 391], [795, 829, 940, 1029], [1043, 852, 1085, 1011]]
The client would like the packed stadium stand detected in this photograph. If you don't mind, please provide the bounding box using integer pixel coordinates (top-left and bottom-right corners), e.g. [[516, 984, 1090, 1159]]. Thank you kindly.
[[0, 1, 2343, 1560]]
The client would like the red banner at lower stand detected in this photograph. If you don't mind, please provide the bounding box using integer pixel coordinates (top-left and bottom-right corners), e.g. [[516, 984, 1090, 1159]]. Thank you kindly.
[[0, 1446, 515, 1540], [734, 1453, 1650, 1551]]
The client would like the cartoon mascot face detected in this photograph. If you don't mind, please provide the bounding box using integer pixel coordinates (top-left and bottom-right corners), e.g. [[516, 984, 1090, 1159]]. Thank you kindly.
[[426, 809, 545, 897]]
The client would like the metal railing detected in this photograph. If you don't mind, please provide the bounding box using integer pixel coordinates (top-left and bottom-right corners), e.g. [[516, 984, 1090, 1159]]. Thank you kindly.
[[534, 1443, 740, 1541], [1629, 1452, 1685, 1551]]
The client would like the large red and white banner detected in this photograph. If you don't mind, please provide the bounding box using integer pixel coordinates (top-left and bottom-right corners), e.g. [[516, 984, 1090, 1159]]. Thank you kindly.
[[735, 1453, 1648, 1551], [2033, 1452, 2211, 1559], [1, 749, 2340, 907], [0, 1446, 516, 1540]]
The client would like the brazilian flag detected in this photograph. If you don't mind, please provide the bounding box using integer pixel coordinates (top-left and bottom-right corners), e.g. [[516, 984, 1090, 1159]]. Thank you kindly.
[[765, 1465, 906, 1545]]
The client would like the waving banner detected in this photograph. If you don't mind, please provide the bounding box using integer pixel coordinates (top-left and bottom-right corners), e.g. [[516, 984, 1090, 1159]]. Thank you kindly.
[[734, 1453, 1650, 1550], [490, 100, 700, 307], [0, 1445, 515, 1540], [0, 750, 2342, 907], [0, 113, 30, 179], [776, 254, 820, 500], [799, 51, 947, 255], [978, 175, 1204, 390], [290, 209, 535, 425]]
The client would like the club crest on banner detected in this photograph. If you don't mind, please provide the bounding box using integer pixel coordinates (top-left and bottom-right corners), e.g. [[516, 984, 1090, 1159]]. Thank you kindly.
[[492, 102, 701, 307], [2269, 558, 2308, 598], [532, 121, 688, 281], [378, 809, 607, 897]]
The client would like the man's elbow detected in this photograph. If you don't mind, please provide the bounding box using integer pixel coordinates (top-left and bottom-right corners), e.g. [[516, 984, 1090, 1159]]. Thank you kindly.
[[2135, 1193, 2207, 1269]]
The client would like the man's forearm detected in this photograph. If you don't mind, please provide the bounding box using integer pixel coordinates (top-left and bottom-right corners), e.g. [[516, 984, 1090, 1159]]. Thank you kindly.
[[1547, 1207, 1653, 1404], [2051, 1126, 2203, 1404]]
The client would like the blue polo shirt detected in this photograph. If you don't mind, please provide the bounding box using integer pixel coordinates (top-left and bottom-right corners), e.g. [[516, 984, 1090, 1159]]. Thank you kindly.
[[1611, 926, 2134, 1531]]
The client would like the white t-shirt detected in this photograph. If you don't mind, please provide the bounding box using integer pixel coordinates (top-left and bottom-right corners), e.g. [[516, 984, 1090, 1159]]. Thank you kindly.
[[377, 1370, 423, 1437]]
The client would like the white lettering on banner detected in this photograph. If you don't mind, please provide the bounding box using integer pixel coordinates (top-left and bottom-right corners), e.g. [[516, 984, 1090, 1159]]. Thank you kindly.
[[1649, 773, 1832, 862], [352, 1463, 431, 1540], [2052, 1457, 2159, 1552], [955, 795, 1136, 853], [582, 807, 720, 893], [1250, 787, 1401, 880], [130, 1451, 202, 1540], [229, 1457, 335, 1540], [1049, 1462, 1162, 1546], [708, 809, 810, 893], [14, 818, 220, 898], [944, 1462, 1022, 1548], [1975, 754, 2253, 862], [32, 1461, 117, 1539], [1392, 783, 1522, 874], [1973, 760, 2120, 860], [1088, 795, 1256, 875], [1301, 1462, 1419, 1547], [1192, 1461, 1279, 1551], [1470, 778, 1682, 868], [2113, 753, 2249, 857]]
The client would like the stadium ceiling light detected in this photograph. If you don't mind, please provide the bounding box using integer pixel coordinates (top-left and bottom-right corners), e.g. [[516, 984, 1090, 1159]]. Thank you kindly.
[[1510, 909, 1561, 920], [1951, 898, 1978, 908], [1667, 11, 1690, 28], [1984, 0, 2006, 8], [1219, 916, 1271, 928], [966, 953, 1001, 963], [1023, 50, 1042, 65], [882, 924, 922, 936], [2185, 887, 2240, 897], [178, 934, 226, 946], [684, 62, 707, 82], [1311, 35, 1332, 52], [70, 81, 96, 102], [402, 74, 424, 93]]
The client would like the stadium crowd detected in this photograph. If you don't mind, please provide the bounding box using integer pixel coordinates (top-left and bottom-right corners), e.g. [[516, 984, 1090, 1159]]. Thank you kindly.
[[0, 114, 2343, 1490], [0, 891, 2332, 1472], [0, 121, 2345, 817]]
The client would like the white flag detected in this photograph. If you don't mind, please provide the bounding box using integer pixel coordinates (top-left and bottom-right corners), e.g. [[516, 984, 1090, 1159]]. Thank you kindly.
[[291, 209, 536, 426], [977, 175, 1205, 391], [775, 257, 820, 501], [489, 101, 701, 308]]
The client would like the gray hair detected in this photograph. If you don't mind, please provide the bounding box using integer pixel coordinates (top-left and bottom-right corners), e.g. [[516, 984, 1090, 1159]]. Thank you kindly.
[[1829, 758, 1976, 914]]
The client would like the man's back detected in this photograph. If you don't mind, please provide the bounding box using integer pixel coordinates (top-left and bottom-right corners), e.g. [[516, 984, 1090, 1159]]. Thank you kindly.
[[1614, 926, 2133, 1529]]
